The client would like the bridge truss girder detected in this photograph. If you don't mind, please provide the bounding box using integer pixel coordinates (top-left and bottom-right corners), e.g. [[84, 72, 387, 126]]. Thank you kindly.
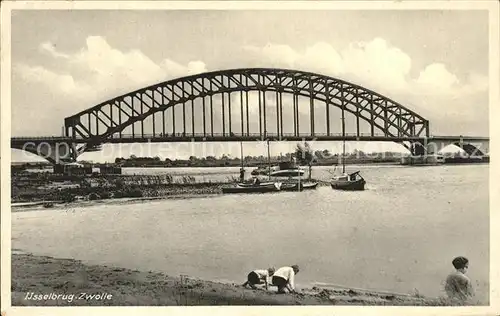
[[64, 68, 429, 146]]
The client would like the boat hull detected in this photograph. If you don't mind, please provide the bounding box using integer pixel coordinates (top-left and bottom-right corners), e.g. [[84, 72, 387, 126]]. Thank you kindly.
[[330, 179, 366, 191], [222, 182, 281, 194], [236, 181, 276, 188], [281, 182, 318, 191]]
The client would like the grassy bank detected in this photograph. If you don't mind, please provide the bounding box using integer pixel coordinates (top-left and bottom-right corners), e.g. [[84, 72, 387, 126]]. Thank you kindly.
[[11, 253, 463, 306]]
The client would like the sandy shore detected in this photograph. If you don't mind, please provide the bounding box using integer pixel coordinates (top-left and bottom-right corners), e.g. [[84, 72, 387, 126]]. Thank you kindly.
[[11, 253, 461, 306]]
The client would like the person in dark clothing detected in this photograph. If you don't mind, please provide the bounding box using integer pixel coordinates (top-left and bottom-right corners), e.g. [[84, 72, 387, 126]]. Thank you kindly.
[[272, 265, 300, 294], [445, 256, 474, 302], [242, 267, 275, 290], [239, 168, 245, 182]]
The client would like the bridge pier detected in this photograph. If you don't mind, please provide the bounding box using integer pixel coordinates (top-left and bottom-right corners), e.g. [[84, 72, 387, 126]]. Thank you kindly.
[[11, 141, 77, 164], [405, 137, 490, 165]]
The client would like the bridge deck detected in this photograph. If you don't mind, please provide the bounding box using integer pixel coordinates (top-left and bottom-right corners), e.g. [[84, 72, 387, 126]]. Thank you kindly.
[[11, 133, 489, 145]]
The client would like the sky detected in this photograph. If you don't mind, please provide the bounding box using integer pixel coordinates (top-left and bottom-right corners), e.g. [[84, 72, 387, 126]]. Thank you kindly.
[[9, 9, 490, 162]]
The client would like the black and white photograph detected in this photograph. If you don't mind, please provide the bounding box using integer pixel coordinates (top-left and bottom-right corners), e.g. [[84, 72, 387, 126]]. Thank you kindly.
[[1, 0, 499, 313]]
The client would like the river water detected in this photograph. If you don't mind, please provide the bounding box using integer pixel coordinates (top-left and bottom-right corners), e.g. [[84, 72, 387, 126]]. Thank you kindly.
[[12, 164, 489, 303]]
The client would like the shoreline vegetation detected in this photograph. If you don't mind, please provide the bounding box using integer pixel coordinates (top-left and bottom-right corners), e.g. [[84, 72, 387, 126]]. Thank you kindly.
[[11, 253, 468, 306], [12, 149, 487, 204], [12, 171, 332, 204]]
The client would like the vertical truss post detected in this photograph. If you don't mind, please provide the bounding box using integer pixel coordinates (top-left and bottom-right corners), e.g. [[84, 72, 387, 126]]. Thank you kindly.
[[383, 100, 388, 137], [210, 79, 214, 137], [356, 90, 360, 137], [275, 83, 280, 137], [263, 90, 267, 138], [341, 84, 345, 138], [152, 91, 156, 137], [228, 91, 232, 136], [172, 86, 176, 135], [293, 77, 297, 136], [118, 102, 122, 138], [245, 76, 250, 136], [182, 81, 186, 136], [412, 116, 416, 136], [140, 94, 144, 138], [109, 104, 113, 138], [162, 87, 166, 137], [240, 74, 244, 136], [279, 84, 283, 138], [88, 113, 91, 136], [309, 77, 315, 136], [131, 99, 135, 138], [191, 84, 195, 136], [325, 80, 330, 136], [202, 79, 206, 137], [370, 94, 374, 137], [222, 91, 226, 136], [258, 90, 262, 137], [95, 111, 99, 135], [398, 108, 402, 137]]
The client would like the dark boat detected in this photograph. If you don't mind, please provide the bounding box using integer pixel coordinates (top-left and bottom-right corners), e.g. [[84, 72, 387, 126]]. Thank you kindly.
[[331, 116, 366, 191], [281, 181, 319, 191], [330, 171, 366, 191], [222, 182, 282, 194], [236, 180, 277, 188]]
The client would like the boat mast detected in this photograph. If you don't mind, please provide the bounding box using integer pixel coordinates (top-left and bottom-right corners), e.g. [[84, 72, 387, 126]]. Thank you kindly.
[[341, 110, 346, 174], [240, 141, 244, 169], [267, 139, 271, 180]]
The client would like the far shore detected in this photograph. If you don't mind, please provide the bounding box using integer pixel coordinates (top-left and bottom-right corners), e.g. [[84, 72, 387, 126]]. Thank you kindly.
[[11, 253, 468, 306]]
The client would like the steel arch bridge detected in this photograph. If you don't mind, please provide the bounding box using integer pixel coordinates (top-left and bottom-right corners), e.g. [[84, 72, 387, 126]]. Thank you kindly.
[[64, 68, 429, 156]]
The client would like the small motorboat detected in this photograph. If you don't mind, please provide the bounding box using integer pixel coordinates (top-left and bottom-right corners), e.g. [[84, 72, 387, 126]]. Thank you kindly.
[[330, 171, 366, 191], [280, 181, 319, 192], [222, 182, 282, 194], [270, 161, 305, 177], [250, 161, 304, 177], [251, 165, 278, 176]]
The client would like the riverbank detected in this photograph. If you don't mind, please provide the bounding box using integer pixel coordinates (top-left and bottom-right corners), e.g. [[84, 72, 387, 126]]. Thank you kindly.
[[11, 253, 462, 306], [12, 170, 330, 204]]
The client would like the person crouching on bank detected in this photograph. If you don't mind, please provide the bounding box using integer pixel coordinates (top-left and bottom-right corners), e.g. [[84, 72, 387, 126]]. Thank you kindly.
[[272, 265, 300, 294], [242, 267, 275, 290]]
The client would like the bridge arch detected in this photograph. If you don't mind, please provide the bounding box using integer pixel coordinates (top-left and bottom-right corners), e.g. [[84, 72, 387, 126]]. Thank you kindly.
[[64, 68, 429, 148]]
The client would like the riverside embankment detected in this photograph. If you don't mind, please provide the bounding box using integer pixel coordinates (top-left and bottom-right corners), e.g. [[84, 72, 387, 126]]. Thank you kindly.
[[12, 253, 460, 306]]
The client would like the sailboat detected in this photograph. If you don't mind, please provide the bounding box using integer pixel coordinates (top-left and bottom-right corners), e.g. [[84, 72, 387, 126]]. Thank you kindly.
[[222, 140, 282, 194], [330, 119, 366, 191]]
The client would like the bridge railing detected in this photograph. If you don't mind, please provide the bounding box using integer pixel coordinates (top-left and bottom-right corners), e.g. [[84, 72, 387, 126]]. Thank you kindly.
[[11, 134, 488, 141]]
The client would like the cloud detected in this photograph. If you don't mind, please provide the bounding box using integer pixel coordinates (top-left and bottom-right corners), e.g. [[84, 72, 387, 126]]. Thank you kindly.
[[13, 36, 488, 137], [414, 63, 459, 91], [242, 38, 487, 98], [17, 36, 208, 103], [14, 63, 91, 96], [39, 41, 70, 59]]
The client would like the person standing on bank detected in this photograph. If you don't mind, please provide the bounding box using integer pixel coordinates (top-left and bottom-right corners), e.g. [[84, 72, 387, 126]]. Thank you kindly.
[[242, 267, 275, 290], [272, 265, 300, 294], [444, 256, 474, 302], [239, 167, 245, 182]]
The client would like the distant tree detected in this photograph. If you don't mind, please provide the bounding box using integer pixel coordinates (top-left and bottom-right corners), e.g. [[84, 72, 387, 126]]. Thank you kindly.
[[206, 156, 216, 161], [130, 154, 137, 160], [188, 155, 197, 161], [295, 142, 314, 180]]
